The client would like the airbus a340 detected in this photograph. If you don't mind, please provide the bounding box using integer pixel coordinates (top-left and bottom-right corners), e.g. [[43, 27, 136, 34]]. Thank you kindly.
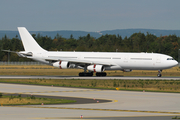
[[4, 27, 178, 77]]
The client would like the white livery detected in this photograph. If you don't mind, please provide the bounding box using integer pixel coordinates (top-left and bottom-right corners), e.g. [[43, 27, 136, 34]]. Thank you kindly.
[[14, 27, 178, 77]]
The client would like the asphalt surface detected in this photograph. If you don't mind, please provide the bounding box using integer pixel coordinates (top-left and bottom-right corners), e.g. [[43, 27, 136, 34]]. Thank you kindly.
[[0, 83, 180, 120]]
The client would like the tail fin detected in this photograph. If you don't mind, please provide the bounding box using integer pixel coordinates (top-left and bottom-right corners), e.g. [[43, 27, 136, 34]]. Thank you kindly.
[[18, 27, 46, 52]]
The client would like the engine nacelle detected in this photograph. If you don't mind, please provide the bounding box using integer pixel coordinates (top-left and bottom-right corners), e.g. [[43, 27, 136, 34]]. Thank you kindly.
[[87, 64, 105, 72], [53, 61, 69, 69], [123, 69, 132, 72]]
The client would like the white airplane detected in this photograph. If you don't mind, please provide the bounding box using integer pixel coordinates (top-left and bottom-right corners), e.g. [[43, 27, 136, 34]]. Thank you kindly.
[[6, 27, 179, 77]]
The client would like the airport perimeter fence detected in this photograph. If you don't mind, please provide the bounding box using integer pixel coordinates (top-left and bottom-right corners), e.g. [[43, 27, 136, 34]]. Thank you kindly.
[[0, 61, 46, 65]]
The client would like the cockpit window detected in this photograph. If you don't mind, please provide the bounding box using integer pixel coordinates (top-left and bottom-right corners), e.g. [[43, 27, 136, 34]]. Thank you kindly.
[[167, 58, 174, 60]]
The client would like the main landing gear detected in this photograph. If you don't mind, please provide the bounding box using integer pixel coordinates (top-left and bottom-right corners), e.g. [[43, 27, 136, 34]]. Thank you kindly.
[[96, 72, 107, 76], [79, 72, 107, 77], [79, 72, 93, 76], [79, 65, 93, 76], [157, 70, 162, 77]]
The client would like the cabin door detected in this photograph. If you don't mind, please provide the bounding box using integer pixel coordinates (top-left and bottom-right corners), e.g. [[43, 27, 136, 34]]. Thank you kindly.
[[156, 56, 161, 63], [124, 55, 129, 63]]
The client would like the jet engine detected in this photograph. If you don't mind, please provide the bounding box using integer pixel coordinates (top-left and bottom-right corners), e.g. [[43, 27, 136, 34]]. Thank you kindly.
[[53, 61, 69, 69], [87, 64, 105, 72]]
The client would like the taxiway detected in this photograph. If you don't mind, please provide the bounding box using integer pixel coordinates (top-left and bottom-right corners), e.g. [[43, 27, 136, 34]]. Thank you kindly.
[[0, 83, 180, 120]]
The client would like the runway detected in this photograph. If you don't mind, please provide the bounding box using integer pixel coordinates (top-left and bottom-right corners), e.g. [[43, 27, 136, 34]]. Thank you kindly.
[[0, 83, 180, 120], [0, 75, 180, 80]]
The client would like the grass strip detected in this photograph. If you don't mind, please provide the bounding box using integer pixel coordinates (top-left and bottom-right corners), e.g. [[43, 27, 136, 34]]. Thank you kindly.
[[0, 94, 76, 106], [0, 65, 179, 76], [1, 79, 180, 93], [172, 116, 180, 119]]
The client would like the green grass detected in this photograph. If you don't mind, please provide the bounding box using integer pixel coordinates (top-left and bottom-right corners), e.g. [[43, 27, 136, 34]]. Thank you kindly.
[[0, 65, 179, 76], [1, 79, 180, 93], [0, 65, 180, 93], [172, 116, 180, 119], [0, 94, 76, 106]]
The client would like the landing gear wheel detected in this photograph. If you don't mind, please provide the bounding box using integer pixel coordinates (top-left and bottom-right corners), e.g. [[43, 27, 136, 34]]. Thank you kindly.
[[79, 72, 93, 77], [157, 74, 162, 77], [157, 70, 162, 77], [96, 72, 107, 77]]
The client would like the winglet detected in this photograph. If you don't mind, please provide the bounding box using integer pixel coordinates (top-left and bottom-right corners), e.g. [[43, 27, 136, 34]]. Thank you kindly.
[[18, 27, 46, 52]]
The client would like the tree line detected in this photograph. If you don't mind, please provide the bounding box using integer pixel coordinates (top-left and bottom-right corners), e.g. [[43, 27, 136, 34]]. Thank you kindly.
[[0, 32, 179, 61]]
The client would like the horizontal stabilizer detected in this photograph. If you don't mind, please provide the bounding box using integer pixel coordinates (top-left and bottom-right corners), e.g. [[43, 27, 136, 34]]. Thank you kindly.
[[2, 50, 24, 57]]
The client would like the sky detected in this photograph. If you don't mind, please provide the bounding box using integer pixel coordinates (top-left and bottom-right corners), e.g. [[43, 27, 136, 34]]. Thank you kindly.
[[0, 0, 180, 31]]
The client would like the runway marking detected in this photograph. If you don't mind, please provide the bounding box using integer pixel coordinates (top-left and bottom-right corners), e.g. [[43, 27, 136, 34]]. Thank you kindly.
[[5, 106, 180, 115]]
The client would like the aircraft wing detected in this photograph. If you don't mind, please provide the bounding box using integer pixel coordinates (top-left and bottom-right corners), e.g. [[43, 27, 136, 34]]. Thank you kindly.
[[45, 57, 115, 66]]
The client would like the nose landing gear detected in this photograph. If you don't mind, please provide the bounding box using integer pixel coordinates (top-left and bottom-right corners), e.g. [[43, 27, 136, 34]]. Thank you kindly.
[[157, 70, 162, 77]]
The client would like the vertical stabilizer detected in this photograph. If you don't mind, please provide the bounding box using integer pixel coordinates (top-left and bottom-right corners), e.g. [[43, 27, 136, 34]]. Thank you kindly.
[[18, 27, 46, 52]]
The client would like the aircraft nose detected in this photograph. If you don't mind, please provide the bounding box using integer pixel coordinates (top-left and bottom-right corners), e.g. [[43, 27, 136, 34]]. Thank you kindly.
[[174, 60, 179, 66], [165, 60, 178, 68]]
